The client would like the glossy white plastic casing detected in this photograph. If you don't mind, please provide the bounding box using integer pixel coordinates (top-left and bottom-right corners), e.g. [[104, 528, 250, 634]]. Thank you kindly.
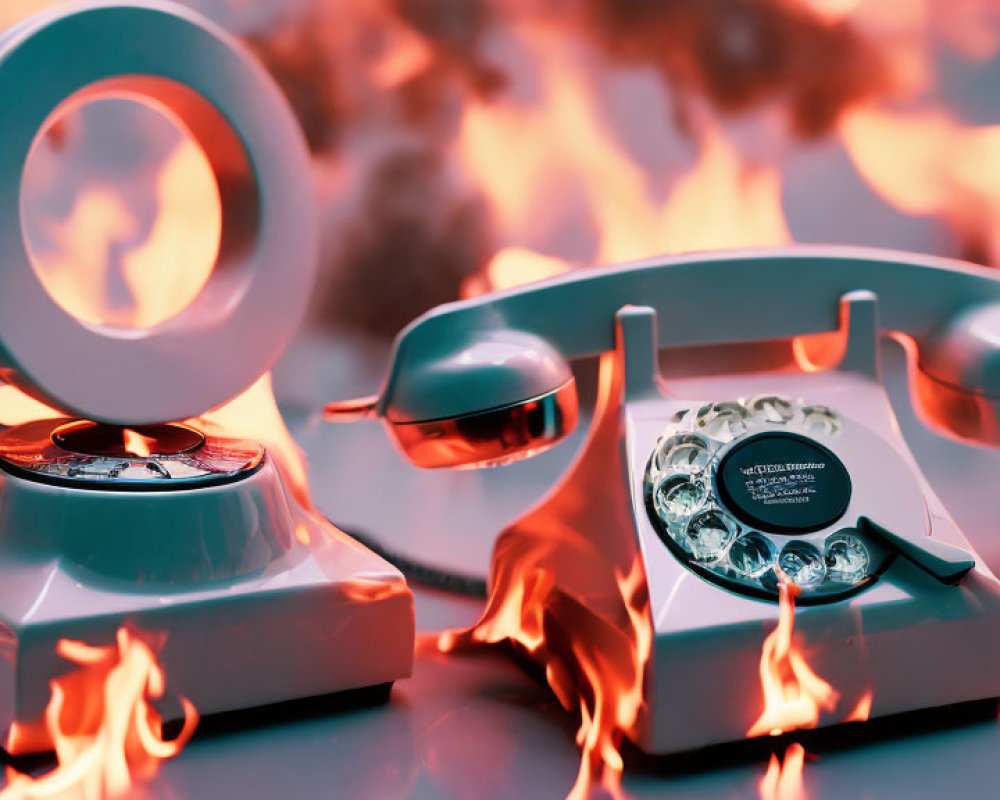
[[0, 460, 413, 747], [0, 1, 414, 749], [376, 246, 1000, 458], [386, 246, 1000, 754], [0, 1, 317, 425]]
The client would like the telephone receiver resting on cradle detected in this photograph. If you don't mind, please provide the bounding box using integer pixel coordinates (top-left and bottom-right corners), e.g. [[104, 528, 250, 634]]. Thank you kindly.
[[327, 245, 1000, 469], [326, 244, 1000, 755]]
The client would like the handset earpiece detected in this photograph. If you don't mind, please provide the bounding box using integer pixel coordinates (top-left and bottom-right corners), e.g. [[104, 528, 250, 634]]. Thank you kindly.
[[913, 302, 1000, 445], [327, 329, 578, 468]]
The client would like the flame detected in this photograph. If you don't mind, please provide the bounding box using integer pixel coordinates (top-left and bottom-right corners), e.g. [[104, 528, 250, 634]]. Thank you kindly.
[[759, 743, 807, 800], [750, 578, 840, 800], [25, 123, 219, 330], [0, 387, 60, 427], [566, 560, 652, 800], [437, 351, 652, 800], [456, 24, 790, 293], [193, 373, 310, 506], [841, 107, 975, 216], [2, 628, 198, 800], [118, 140, 221, 329], [121, 429, 154, 458], [799, 0, 864, 22], [749, 579, 838, 739], [846, 690, 873, 723], [230, 0, 1000, 309], [368, 26, 434, 89], [461, 246, 571, 297], [440, 557, 650, 800], [657, 122, 792, 255], [840, 104, 1000, 263], [0, 1, 62, 29], [29, 187, 136, 327]]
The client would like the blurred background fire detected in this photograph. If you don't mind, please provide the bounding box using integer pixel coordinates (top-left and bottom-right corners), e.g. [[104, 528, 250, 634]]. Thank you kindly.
[[7, 0, 1000, 347]]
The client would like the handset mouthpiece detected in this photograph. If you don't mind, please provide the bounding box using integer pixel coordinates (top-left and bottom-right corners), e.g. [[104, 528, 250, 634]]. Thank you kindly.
[[915, 302, 1000, 445], [364, 327, 579, 469], [384, 380, 578, 469]]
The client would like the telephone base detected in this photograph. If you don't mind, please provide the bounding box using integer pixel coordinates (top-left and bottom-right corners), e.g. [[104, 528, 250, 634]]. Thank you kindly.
[[640, 374, 1000, 752], [495, 299, 1000, 755], [0, 464, 414, 755]]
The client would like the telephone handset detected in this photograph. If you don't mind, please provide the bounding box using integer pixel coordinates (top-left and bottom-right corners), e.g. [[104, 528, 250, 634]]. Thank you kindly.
[[330, 244, 1000, 468], [326, 244, 1000, 753], [323, 241, 999, 584]]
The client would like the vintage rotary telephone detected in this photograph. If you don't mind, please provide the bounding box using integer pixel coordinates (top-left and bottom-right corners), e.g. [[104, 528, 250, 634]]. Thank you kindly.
[[329, 245, 1000, 753], [0, 1, 413, 752]]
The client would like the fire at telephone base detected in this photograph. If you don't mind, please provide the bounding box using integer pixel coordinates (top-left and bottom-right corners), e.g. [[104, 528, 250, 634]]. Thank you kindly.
[[438, 302, 1000, 793]]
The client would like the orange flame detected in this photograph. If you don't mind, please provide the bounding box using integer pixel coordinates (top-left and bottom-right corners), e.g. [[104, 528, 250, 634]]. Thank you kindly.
[[0, 388, 60, 428], [121, 429, 154, 459], [846, 690, 873, 723], [440, 556, 650, 800], [368, 26, 434, 90], [0, 1, 62, 29], [749, 579, 838, 739], [193, 373, 309, 507], [461, 246, 571, 297], [438, 350, 651, 800], [25, 118, 219, 330], [840, 105, 1000, 264], [750, 578, 838, 800], [2, 628, 198, 800], [565, 560, 652, 800], [799, 0, 864, 22], [760, 742, 807, 800], [456, 23, 790, 294], [118, 139, 221, 329]]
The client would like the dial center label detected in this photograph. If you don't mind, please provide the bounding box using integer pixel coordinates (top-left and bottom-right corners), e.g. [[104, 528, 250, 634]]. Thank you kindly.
[[715, 432, 851, 534]]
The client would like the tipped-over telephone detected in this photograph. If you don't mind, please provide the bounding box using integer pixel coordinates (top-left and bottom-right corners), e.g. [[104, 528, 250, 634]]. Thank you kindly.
[[330, 246, 1000, 753]]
